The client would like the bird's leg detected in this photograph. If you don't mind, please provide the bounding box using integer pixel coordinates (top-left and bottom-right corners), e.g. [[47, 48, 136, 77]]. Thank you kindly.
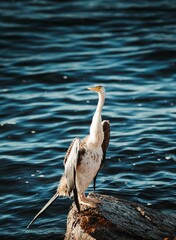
[[79, 193, 100, 208]]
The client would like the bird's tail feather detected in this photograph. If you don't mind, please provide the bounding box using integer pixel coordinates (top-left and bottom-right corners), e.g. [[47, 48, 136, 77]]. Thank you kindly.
[[27, 175, 69, 229], [27, 192, 59, 229]]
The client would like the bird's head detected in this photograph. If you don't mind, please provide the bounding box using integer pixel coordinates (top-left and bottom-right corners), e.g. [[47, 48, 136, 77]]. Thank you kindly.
[[87, 85, 105, 94]]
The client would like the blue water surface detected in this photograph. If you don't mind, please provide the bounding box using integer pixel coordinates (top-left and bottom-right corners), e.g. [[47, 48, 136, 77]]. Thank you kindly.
[[0, 0, 176, 239]]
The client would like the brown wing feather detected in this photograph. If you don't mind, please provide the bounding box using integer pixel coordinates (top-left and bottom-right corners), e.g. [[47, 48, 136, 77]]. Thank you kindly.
[[101, 120, 110, 163]]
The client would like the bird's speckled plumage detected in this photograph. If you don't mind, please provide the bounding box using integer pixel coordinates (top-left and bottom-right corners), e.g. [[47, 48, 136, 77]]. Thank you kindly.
[[27, 86, 110, 228]]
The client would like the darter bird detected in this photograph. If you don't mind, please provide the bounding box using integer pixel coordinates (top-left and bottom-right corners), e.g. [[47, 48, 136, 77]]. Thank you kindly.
[[27, 85, 110, 228]]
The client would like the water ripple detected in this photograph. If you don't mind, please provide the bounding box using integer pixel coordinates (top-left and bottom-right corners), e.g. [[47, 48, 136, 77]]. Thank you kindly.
[[0, 0, 176, 239]]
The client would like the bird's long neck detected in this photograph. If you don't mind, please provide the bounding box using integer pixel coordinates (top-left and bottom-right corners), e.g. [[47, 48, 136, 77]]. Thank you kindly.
[[89, 92, 105, 146]]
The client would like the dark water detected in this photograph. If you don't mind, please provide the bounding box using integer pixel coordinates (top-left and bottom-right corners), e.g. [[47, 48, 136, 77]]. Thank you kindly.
[[1, 0, 176, 239]]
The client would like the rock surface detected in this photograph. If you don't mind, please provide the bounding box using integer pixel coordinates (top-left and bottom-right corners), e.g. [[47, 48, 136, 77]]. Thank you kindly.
[[65, 193, 176, 240]]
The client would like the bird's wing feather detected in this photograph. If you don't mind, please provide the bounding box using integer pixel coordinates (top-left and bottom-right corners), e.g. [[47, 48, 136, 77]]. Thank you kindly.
[[64, 138, 80, 211], [64, 138, 79, 164], [65, 138, 80, 194], [101, 120, 110, 164], [93, 120, 110, 191]]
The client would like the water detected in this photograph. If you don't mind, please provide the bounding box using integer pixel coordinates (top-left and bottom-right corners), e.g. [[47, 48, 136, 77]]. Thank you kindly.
[[0, 0, 176, 239]]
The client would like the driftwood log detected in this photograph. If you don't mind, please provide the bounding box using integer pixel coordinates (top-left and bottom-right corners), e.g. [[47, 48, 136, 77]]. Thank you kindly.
[[65, 193, 176, 240]]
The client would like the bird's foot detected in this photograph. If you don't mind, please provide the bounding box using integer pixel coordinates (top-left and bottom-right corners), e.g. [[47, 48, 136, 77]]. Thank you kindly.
[[87, 196, 100, 204], [79, 194, 100, 208]]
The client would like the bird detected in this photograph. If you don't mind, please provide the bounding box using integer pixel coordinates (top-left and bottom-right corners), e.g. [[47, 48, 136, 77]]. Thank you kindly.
[[27, 85, 110, 228]]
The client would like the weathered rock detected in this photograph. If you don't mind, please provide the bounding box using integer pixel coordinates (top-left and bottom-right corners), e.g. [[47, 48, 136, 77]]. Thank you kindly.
[[65, 193, 176, 240]]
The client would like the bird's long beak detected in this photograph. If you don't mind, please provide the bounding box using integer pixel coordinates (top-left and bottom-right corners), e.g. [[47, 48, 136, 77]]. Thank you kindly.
[[27, 192, 59, 229], [87, 86, 99, 92]]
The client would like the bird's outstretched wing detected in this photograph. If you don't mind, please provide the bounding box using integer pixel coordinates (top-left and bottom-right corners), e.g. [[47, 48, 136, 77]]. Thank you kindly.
[[64, 138, 80, 211], [93, 120, 110, 191]]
